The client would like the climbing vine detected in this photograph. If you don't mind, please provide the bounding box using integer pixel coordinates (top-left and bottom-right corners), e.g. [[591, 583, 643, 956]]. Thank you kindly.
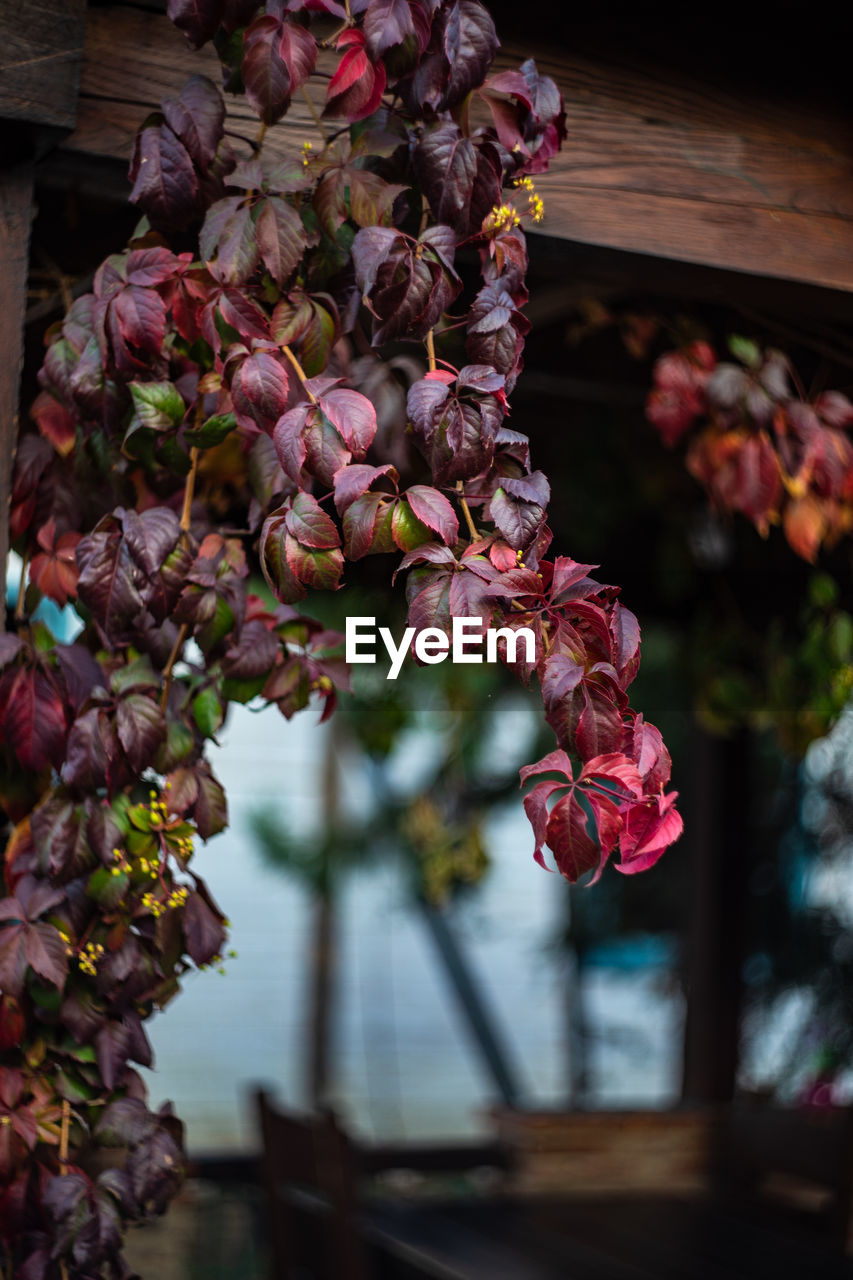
[[1, 1, 681, 1273]]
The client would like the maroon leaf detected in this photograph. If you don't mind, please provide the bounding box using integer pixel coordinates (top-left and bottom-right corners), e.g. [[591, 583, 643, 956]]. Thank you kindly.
[[162, 75, 225, 170], [255, 196, 306, 285], [232, 349, 291, 434], [545, 792, 600, 882], [318, 388, 377, 454], [334, 463, 396, 514], [203, 199, 258, 284], [129, 122, 199, 231], [363, 0, 416, 58], [405, 0, 497, 112], [522, 778, 565, 868], [167, 0, 225, 48], [183, 891, 226, 965], [414, 123, 501, 237], [284, 492, 341, 549], [618, 792, 683, 873], [405, 485, 458, 545], [1, 666, 68, 772], [116, 695, 167, 774], [242, 16, 296, 125]]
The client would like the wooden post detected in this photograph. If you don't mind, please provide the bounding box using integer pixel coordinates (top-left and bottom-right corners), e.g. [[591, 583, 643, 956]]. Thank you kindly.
[[0, 166, 34, 624], [681, 727, 750, 1102]]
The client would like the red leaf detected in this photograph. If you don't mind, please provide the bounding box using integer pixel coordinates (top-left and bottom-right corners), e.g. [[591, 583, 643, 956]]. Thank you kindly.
[[232, 349, 290, 433], [242, 16, 296, 125], [284, 492, 340, 549], [1, 667, 68, 772], [325, 29, 387, 122], [318, 388, 378, 454], [255, 196, 306, 285], [618, 792, 683, 873], [405, 485, 459, 545], [162, 74, 225, 170], [333, 463, 396, 514], [129, 123, 199, 231], [342, 492, 386, 559], [545, 792, 600, 882], [29, 391, 76, 456], [522, 778, 565, 868], [519, 748, 573, 787]]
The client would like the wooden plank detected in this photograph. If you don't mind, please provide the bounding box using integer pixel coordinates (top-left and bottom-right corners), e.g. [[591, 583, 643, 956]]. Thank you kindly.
[[0, 166, 34, 622], [61, 6, 853, 292], [489, 1107, 718, 1198], [0, 0, 86, 131]]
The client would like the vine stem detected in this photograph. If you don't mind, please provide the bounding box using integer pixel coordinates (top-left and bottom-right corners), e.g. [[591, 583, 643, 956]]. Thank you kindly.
[[457, 483, 478, 541], [59, 1100, 70, 1172], [282, 344, 317, 402], [161, 623, 189, 714], [181, 447, 200, 533], [425, 326, 477, 542], [161, 432, 200, 710], [14, 546, 30, 623], [301, 86, 328, 144], [59, 1100, 70, 1280], [254, 121, 267, 154]]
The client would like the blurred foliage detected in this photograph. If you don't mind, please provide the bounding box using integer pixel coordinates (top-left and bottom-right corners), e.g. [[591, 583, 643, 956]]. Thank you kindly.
[[693, 571, 853, 753], [738, 726, 853, 1095]]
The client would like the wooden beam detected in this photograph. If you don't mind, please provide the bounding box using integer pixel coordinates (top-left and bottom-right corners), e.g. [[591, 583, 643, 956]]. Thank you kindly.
[[61, 5, 853, 294], [0, 167, 35, 623], [0, 1, 86, 133]]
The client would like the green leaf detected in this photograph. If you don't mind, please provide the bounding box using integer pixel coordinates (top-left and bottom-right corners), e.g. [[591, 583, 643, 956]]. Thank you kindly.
[[727, 335, 761, 369], [193, 687, 224, 737], [87, 866, 129, 911], [391, 500, 431, 551], [185, 412, 237, 448], [128, 381, 186, 434]]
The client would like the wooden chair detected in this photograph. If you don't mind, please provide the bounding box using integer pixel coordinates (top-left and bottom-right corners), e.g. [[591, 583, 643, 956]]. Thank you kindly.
[[256, 1090, 368, 1280], [256, 1090, 515, 1280]]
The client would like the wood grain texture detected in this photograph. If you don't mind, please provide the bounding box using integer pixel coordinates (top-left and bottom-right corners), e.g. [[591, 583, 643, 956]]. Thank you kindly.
[[0, 167, 34, 622], [0, 0, 86, 130], [62, 5, 853, 291]]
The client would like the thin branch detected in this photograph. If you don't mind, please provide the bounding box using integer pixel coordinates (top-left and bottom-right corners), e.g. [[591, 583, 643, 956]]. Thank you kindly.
[[253, 121, 268, 154], [282, 344, 318, 402], [181, 447, 200, 533], [425, 329, 436, 373], [59, 1100, 70, 1171], [14, 547, 30, 623], [301, 86, 328, 144], [456, 481, 478, 541], [161, 623, 189, 714]]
